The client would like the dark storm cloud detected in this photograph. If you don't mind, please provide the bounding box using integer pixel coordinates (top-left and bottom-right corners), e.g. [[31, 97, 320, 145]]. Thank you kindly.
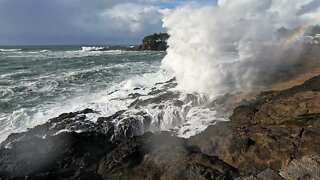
[[0, 0, 166, 45], [297, 0, 320, 15]]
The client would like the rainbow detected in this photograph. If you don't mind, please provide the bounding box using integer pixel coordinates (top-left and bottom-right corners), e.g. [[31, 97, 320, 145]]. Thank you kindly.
[[282, 17, 320, 48]]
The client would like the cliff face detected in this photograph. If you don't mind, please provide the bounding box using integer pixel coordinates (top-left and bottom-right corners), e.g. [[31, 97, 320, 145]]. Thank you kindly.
[[1, 76, 320, 179], [224, 76, 320, 174], [137, 33, 169, 51], [189, 75, 320, 178]]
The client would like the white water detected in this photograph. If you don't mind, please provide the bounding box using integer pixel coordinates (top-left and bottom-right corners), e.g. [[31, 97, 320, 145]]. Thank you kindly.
[[0, 49, 21, 52], [3, 0, 317, 142], [162, 0, 320, 96], [0, 68, 227, 142], [81, 46, 108, 52], [0, 48, 230, 142]]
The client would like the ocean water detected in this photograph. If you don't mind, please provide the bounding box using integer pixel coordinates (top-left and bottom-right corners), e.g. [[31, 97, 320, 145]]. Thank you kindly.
[[0, 46, 229, 142]]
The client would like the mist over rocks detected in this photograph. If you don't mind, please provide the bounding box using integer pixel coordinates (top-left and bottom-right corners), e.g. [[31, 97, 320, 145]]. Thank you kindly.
[[1, 74, 320, 179], [0, 124, 238, 179], [1, 0, 320, 179]]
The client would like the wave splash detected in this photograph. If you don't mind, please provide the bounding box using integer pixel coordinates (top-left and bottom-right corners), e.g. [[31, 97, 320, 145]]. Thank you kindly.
[[81, 46, 110, 52], [0, 69, 230, 142], [162, 0, 320, 96]]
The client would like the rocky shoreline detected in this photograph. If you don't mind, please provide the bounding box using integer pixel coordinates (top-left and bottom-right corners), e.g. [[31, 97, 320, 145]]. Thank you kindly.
[[1, 75, 320, 179], [104, 33, 169, 51]]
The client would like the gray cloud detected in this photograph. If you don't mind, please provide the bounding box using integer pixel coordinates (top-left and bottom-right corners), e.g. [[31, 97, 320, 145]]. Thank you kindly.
[[0, 0, 169, 45], [297, 0, 320, 15]]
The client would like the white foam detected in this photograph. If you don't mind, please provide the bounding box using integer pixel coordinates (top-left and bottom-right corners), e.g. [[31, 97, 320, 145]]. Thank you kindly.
[[0, 87, 14, 98], [0, 49, 21, 52], [39, 50, 50, 53], [0, 70, 29, 79], [0, 69, 172, 142], [162, 0, 320, 96], [175, 107, 229, 138], [0, 46, 235, 143], [0, 67, 232, 142], [81, 46, 108, 52], [2, 49, 122, 60], [26, 80, 59, 93]]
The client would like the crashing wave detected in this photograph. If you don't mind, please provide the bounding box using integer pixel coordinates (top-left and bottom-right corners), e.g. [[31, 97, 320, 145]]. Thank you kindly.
[[81, 46, 109, 52], [0, 76, 232, 145], [0, 49, 21, 52]]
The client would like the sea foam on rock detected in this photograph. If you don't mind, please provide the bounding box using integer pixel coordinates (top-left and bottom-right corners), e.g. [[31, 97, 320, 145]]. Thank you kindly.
[[1, 77, 228, 147], [2, 74, 320, 178]]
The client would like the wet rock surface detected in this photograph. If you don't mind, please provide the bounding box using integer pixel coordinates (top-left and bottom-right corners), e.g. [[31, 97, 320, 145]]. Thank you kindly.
[[0, 131, 238, 179], [189, 75, 320, 177], [1, 75, 320, 179], [280, 155, 320, 179], [225, 75, 320, 175], [0, 132, 115, 179]]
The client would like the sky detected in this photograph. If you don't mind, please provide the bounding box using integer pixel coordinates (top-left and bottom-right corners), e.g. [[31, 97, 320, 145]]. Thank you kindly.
[[0, 0, 215, 45]]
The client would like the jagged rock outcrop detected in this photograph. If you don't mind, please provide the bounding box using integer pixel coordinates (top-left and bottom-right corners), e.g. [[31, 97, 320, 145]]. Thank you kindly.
[[2, 75, 320, 179], [98, 132, 238, 180], [189, 75, 320, 177], [0, 130, 238, 179], [0, 132, 115, 179], [238, 155, 320, 180], [138, 33, 169, 51], [280, 155, 320, 179]]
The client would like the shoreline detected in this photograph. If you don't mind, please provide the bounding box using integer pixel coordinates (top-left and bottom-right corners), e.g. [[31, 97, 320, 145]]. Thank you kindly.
[[1, 72, 320, 178]]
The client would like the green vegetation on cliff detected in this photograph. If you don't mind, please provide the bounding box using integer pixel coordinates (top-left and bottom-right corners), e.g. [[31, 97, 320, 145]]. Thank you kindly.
[[142, 33, 169, 43], [139, 33, 169, 51]]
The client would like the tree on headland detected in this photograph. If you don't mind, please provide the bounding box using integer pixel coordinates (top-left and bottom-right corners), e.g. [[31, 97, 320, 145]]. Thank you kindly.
[[142, 33, 169, 43], [139, 33, 169, 51]]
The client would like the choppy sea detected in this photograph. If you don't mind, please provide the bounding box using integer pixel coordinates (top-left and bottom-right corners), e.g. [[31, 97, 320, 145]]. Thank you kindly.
[[0, 46, 229, 142]]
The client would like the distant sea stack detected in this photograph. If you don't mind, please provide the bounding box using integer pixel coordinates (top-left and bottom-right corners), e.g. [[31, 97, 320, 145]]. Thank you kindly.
[[137, 33, 169, 51]]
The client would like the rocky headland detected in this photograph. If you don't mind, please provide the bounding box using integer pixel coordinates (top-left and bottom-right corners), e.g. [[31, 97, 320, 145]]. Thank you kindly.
[[106, 33, 169, 51], [1, 73, 320, 179], [136, 33, 169, 51]]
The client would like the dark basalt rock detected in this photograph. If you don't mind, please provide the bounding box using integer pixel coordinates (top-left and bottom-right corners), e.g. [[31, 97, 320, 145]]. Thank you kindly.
[[138, 33, 169, 51], [0, 131, 238, 179], [98, 132, 238, 180], [2, 74, 320, 179], [187, 122, 232, 156], [1, 108, 100, 149], [189, 75, 320, 176], [0, 132, 115, 179], [0, 75, 239, 179]]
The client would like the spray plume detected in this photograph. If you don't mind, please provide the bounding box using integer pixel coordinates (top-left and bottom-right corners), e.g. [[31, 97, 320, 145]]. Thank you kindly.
[[162, 0, 320, 97]]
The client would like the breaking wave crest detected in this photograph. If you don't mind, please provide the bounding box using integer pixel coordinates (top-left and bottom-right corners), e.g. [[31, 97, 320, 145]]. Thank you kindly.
[[0, 69, 230, 142], [0, 49, 21, 52], [81, 46, 110, 52], [162, 0, 320, 96], [0, 49, 231, 143]]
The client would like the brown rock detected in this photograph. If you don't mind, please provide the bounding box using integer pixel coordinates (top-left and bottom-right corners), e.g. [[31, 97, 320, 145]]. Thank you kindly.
[[280, 155, 320, 179], [222, 75, 320, 175]]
